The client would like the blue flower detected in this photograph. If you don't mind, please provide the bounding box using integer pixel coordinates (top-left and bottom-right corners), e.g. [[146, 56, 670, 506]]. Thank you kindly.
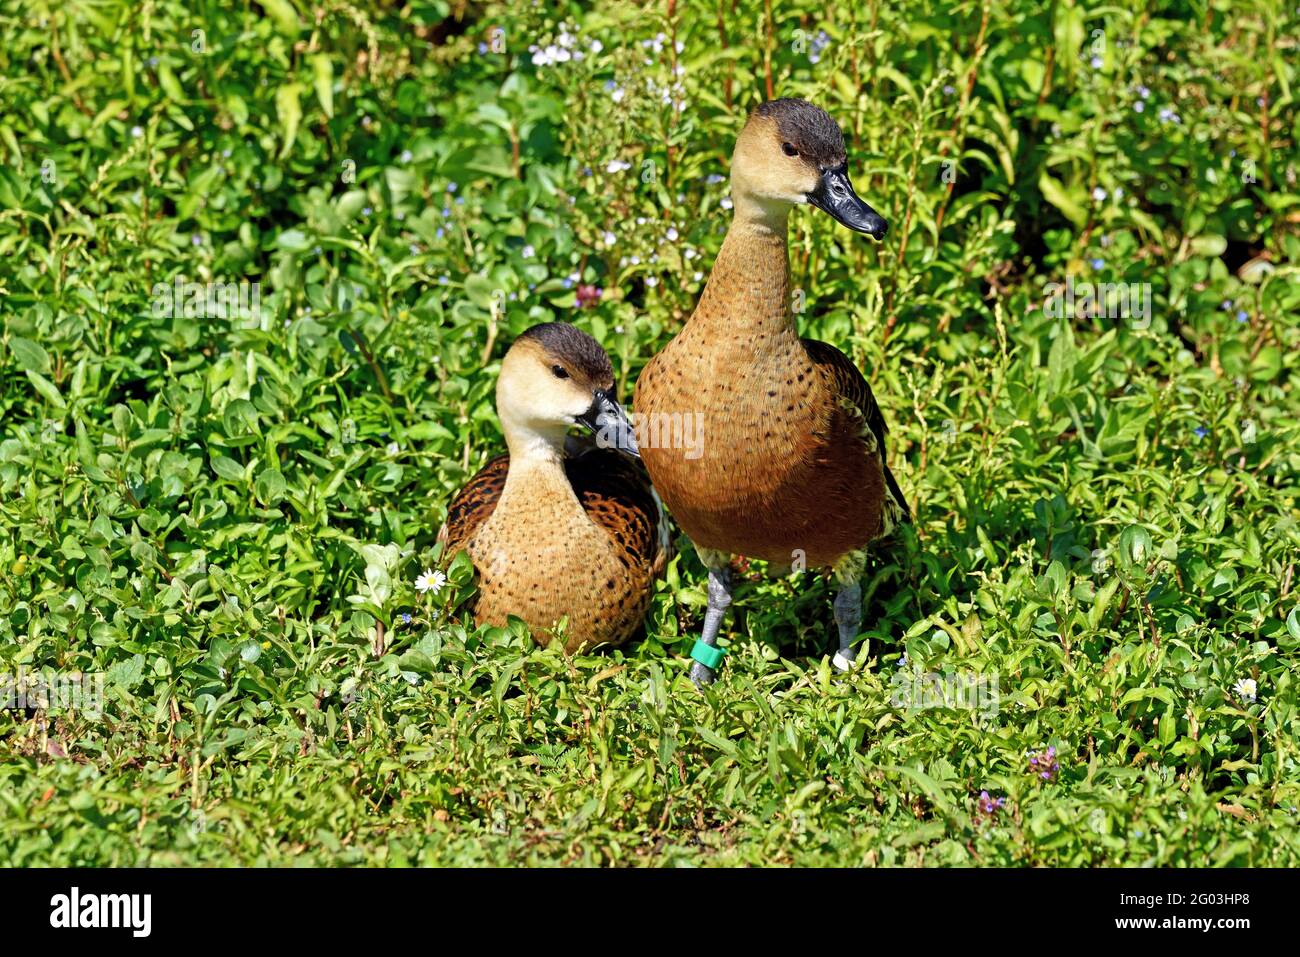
[[1090, 258, 1104, 271], [1235, 310, 1249, 323], [1194, 425, 1209, 439], [399, 612, 412, 625]]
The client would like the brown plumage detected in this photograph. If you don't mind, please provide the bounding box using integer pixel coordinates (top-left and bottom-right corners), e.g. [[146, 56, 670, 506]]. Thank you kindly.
[[438, 323, 666, 653], [634, 221, 906, 570], [633, 98, 907, 678]]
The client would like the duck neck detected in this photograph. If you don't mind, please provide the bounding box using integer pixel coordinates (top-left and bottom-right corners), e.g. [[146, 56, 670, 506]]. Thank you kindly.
[[496, 423, 583, 519], [689, 195, 798, 346]]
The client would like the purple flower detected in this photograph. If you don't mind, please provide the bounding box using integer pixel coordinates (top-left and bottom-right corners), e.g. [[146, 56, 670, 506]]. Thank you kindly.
[[576, 284, 602, 308], [976, 790, 1006, 820], [399, 612, 412, 625], [1027, 746, 1060, 782]]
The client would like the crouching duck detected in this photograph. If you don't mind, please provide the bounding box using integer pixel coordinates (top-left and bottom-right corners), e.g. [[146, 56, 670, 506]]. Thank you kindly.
[[634, 98, 909, 684], [439, 322, 667, 652]]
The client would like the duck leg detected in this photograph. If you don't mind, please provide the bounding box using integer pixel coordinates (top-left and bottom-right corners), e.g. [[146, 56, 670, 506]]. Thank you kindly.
[[832, 578, 864, 672], [689, 555, 733, 686]]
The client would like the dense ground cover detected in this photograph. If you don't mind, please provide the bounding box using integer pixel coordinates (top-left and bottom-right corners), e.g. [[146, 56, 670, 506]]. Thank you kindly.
[[1, 0, 1298, 865]]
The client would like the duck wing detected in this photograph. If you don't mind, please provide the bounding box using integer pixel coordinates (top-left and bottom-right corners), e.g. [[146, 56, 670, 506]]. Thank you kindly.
[[565, 447, 669, 576], [801, 337, 910, 524], [438, 453, 510, 556]]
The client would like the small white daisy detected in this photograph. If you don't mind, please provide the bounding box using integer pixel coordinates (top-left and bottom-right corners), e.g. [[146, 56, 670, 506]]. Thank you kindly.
[[1233, 677, 1257, 703], [414, 569, 446, 595]]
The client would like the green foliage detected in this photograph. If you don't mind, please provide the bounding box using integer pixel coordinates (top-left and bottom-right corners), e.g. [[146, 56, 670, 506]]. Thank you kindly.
[[0, 0, 1298, 865]]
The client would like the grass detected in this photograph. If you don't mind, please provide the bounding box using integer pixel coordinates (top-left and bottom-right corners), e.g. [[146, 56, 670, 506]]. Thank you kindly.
[[1, 0, 1298, 866]]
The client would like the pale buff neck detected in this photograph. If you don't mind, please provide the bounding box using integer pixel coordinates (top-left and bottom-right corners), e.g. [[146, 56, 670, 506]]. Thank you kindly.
[[492, 419, 587, 526], [686, 191, 800, 346]]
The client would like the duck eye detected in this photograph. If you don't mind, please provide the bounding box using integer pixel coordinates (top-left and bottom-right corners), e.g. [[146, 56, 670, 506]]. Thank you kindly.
[[781, 142, 799, 157], [551, 365, 570, 379]]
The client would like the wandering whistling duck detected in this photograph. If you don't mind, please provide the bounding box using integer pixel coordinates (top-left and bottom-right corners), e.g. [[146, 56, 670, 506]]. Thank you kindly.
[[439, 322, 667, 652], [634, 98, 909, 684]]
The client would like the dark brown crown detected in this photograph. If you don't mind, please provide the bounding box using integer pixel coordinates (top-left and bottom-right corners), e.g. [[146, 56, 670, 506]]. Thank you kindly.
[[517, 322, 613, 385], [755, 98, 847, 168]]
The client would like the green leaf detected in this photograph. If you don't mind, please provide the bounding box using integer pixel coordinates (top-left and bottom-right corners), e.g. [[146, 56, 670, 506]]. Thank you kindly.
[[260, 0, 302, 37], [310, 54, 334, 119], [1039, 171, 1087, 227], [25, 370, 65, 408], [9, 337, 50, 374], [276, 83, 303, 159]]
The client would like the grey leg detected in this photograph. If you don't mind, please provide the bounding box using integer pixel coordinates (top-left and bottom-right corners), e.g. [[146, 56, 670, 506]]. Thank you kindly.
[[689, 560, 733, 686], [832, 578, 863, 672]]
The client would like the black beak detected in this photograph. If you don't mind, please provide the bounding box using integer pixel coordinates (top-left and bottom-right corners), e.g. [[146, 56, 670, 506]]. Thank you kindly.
[[807, 164, 888, 240], [576, 389, 640, 458]]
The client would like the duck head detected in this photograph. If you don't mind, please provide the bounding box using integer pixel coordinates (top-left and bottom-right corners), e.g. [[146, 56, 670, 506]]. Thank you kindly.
[[497, 322, 639, 457], [730, 97, 887, 240]]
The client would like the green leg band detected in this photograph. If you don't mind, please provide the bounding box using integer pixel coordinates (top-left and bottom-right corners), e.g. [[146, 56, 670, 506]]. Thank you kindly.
[[690, 639, 727, 671]]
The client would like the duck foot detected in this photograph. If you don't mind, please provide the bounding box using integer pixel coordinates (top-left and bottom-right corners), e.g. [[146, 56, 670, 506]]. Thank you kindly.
[[688, 562, 733, 687], [689, 659, 718, 686], [832, 578, 864, 673], [832, 648, 860, 672]]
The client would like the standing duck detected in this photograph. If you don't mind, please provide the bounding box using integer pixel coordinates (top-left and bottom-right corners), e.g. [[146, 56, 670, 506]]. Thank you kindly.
[[634, 98, 909, 683], [439, 322, 666, 653]]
